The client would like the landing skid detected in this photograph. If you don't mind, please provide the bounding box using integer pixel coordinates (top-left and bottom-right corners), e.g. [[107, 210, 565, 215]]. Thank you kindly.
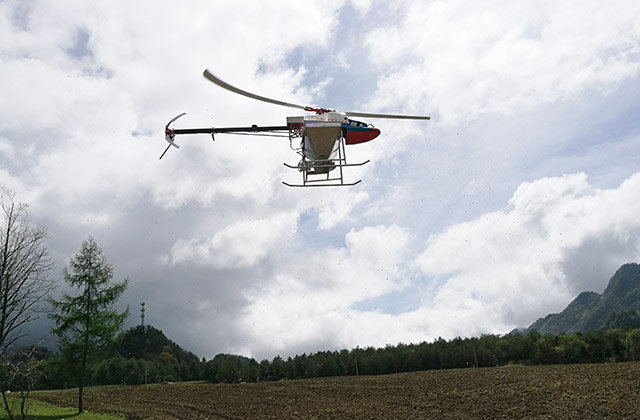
[[282, 159, 369, 187], [282, 180, 362, 187]]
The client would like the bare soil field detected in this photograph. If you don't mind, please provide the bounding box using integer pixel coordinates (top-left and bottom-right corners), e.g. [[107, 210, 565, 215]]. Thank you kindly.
[[32, 362, 640, 420]]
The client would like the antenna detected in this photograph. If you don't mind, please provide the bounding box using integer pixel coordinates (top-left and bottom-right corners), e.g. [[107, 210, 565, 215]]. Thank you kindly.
[[140, 301, 146, 327]]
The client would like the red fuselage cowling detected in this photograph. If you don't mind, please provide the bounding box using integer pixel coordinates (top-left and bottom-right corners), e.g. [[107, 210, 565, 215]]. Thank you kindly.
[[342, 120, 381, 145]]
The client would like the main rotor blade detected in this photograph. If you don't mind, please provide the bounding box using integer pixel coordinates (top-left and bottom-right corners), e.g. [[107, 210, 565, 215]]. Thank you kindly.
[[345, 111, 430, 120], [203, 69, 308, 111], [203, 69, 430, 120]]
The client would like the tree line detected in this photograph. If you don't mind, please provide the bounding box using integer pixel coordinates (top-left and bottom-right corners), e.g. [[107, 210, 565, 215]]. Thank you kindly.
[[196, 325, 640, 383], [12, 322, 640, 391]]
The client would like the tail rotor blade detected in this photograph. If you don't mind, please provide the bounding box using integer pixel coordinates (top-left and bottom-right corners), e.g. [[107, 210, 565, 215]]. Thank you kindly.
[[159, 143, 172, 160], [161, 113, 185, 159]]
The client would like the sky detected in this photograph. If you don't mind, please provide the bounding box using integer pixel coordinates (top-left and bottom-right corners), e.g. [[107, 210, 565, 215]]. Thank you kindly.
[[1, 0, 640, 361]]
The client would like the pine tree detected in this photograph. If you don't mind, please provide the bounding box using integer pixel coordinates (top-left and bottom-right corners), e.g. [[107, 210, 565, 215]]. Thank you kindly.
[[49, 237, 128, 413]]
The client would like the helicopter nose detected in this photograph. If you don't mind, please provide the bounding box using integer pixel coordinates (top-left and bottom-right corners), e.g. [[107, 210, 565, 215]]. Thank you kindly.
[[345, 127, 381, 145]]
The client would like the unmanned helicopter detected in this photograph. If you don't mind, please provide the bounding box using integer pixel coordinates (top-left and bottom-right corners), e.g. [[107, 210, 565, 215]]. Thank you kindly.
[[162, 69, 430, 187]]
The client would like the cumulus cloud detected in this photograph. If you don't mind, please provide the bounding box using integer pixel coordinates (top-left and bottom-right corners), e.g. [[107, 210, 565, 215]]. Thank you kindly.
[[416, 172, 640, 330], [366, 1, 640, 123], [168, 213, 298, 269], [317, 191, 369, 229], [235, 172, 640, 359], [239, 224, 411, 356]]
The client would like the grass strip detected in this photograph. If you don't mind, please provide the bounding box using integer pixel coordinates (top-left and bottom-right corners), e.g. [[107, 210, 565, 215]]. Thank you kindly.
[[1, 397, 124, 420]]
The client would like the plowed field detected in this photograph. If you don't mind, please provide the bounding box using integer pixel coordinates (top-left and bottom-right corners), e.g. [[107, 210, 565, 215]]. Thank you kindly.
[[32, 362, 640, 419]]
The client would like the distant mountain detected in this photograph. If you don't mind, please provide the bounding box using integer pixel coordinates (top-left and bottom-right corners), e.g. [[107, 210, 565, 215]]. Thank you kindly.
[[116, 325, 200, 363], [524, 263, 640, 335]]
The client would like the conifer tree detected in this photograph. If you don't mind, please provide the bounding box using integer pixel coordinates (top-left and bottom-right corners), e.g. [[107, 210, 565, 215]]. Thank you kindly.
[[50, 237, 128, 413]]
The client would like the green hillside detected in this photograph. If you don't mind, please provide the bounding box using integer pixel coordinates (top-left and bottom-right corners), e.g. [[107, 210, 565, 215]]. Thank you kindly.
[[527, 263, 640, 334]]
